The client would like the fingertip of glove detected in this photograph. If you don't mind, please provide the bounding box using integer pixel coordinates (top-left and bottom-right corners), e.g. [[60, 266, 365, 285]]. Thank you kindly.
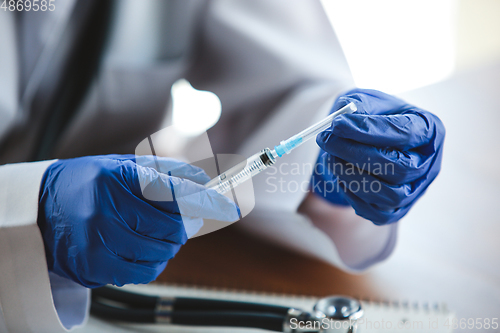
[[234, 205, 242, 221], [222, 197, 240, 221], [317, 129, 346, 150], [203, 188, 241, 221], [195, 170, 212, 184], [316, 130, 331, 146], [331, 113, 370, 136], [225, 204, 241, 222]]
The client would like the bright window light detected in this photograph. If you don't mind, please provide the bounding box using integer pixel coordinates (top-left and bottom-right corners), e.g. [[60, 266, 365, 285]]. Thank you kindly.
[[171, 79, 222, 136], [321, 0, 457, 93]]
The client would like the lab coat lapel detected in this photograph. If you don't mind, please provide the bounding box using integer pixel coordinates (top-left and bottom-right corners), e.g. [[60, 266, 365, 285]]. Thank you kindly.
[[0, 11, 18, 142], [18, 0, 76, 110]]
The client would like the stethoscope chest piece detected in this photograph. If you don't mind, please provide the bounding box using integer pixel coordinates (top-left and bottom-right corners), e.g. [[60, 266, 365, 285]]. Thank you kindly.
[[313, 296, 363, 333]]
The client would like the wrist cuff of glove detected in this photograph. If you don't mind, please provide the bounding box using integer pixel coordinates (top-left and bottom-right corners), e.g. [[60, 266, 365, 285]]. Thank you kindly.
[[37, 162, 57, 272]]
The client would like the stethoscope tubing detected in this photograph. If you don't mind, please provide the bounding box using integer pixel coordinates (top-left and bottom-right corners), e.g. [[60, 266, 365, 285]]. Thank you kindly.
[[92, 286, 290, 313], [91, 286, 293, 331]]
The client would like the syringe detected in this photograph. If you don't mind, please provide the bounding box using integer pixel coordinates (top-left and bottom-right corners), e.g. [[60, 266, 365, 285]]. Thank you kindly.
[[205, 102, 357, 194]]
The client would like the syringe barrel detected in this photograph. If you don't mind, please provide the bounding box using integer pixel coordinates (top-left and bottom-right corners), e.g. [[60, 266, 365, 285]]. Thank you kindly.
[[205, 148, 276, 194]]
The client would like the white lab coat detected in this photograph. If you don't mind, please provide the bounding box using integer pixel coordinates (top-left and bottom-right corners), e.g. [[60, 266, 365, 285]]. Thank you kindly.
[[0, 1, 398, 331]]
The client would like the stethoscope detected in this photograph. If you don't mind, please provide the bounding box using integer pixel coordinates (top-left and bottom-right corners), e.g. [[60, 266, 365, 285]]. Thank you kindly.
[[91, 286, 364, 333]]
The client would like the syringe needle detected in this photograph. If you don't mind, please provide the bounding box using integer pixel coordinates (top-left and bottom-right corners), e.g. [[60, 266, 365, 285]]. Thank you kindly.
[[273, 102, 357, 157]]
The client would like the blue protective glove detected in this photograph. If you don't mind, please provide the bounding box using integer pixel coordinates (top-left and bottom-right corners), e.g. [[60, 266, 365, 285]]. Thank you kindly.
[[37, 154, 239, 288], [312, 89, 445, 225]]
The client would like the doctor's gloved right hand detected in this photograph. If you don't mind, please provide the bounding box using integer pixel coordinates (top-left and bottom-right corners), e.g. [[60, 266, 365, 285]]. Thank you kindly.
[[37, 155, 239, 288], [313, 89, 445, 225]]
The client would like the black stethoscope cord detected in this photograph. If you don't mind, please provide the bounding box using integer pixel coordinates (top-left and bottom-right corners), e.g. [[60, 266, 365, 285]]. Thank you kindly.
[[91, 286, 293, 331]]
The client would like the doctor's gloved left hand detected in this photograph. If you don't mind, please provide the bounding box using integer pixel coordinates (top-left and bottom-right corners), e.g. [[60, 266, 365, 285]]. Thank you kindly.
[[313, 89, 445, 225], [37, 155, 239, 288]]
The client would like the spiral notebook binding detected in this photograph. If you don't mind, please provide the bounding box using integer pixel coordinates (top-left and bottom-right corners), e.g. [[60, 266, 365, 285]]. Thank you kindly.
[[358, 298, 450, 314], [148, 282, 450, 315]]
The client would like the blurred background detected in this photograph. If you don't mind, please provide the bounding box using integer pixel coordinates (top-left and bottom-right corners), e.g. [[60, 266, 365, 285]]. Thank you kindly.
[[325, 0, 500, 327]]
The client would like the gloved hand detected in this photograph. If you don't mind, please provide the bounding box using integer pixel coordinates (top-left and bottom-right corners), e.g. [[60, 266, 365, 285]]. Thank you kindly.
[[37, 154, 239, 288], [312, 89, 445, 225]]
